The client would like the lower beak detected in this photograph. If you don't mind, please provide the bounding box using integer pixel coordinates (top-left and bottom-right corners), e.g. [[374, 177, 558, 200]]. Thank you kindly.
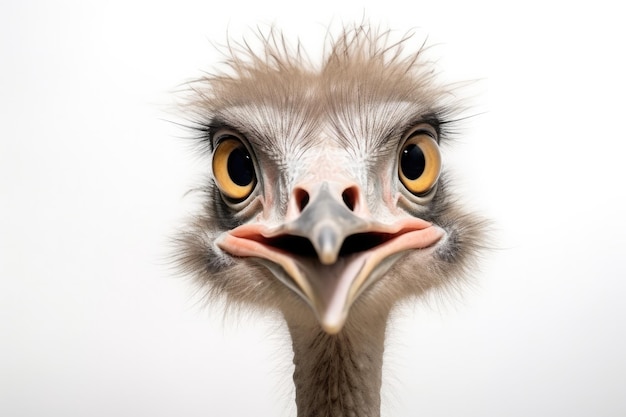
[[217, 185, 444, 334]]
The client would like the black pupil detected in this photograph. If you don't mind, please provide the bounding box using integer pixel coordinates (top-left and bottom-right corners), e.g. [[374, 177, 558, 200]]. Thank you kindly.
[[401, 144, 426, 180], [227, 147, 254, 186]]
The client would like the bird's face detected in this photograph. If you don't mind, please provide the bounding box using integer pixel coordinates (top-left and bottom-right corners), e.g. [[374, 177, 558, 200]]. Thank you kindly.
[[179, 35, 483, 334]]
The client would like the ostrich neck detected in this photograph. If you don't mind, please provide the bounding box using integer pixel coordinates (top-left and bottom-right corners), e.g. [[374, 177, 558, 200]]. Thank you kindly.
[[286, 313, 388, 417]]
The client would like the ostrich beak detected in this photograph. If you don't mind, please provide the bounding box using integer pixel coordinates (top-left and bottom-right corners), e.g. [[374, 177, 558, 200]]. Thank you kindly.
[[218, 183, 444, 334]]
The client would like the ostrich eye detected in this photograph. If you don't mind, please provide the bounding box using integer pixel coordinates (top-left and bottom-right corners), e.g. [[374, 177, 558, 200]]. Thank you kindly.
[[398, 132, 441, 196], [212, 137, 256, 201]]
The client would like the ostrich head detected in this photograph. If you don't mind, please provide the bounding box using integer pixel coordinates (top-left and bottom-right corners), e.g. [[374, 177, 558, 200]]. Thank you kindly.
[[176, 25, 485, 416]]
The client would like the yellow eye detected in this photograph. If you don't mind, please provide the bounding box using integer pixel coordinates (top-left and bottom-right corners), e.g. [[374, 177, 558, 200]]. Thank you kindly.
[[212, 138, 257, 201], [398, 132, 441, 196]]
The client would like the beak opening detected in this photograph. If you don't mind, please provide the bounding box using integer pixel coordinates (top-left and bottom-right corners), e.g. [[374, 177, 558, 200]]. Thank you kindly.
[[216, 184, 444, 333]]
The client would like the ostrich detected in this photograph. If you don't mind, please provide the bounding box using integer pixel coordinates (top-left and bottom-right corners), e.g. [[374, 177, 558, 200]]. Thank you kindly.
[[176, 25, 485, 417]]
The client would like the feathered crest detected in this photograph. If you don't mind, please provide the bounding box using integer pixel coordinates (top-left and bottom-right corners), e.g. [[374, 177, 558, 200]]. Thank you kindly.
[[209, 23, 434, 81], [185, 23, 451, 113]]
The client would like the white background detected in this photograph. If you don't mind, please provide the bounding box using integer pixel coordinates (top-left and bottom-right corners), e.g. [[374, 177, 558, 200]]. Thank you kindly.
[[1, 1, 625, 416]]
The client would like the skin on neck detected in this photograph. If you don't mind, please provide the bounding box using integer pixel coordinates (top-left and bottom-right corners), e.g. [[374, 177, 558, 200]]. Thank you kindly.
[[285, 309, 389, 417]]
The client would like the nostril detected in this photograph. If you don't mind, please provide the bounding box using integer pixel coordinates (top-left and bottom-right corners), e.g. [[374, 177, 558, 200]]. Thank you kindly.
[[295, 188, 310, 213], [341, 186, 359, 212]]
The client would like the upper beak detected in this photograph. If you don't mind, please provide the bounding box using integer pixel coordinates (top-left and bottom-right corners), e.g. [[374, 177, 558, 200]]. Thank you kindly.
[[217, 182, 444, 334]]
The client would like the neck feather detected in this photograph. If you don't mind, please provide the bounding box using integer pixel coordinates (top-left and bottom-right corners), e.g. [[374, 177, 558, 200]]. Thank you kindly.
[[286, 313, 388, 417]]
